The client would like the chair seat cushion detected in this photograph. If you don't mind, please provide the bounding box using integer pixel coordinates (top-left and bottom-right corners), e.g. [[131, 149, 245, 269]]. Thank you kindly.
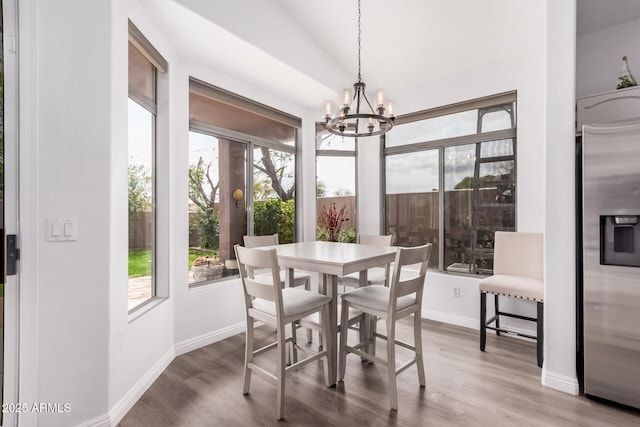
[[253, 288, 330, 319], [339, 267, 387, 287], [478, 274, 543, 302], [340, 285, 416, 313]]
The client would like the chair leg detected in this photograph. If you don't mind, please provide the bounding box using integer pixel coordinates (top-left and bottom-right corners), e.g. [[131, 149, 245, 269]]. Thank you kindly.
[[494, 294, 501, 336], [305, 278, 313, 343], [370, 316, 378, 358], [359, 313, 369, 362], [321, 304, 332, 387], [480, 292, 487, 352], [290, 321, 298, 364], [537, 302, 544, 368], [386, 318, 398, 411], [276, 324, 286, 421], [338, 301, 350, 381], [414, 312, 426, 387], [243, 318, 254, 395]]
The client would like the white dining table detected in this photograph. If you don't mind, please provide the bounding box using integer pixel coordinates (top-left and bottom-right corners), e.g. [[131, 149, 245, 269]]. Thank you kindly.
[[271, 241, 397, 386]]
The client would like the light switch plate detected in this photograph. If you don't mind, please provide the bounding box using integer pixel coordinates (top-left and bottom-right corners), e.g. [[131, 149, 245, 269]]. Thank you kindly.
[[46, 218, 77, 241]]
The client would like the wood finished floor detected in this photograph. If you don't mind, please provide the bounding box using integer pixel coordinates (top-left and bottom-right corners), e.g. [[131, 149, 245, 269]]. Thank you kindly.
[[118, 319, 640, 426]]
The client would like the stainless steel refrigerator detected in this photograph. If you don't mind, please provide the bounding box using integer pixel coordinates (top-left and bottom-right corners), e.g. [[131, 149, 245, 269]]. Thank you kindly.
[[582, 120, 640, 409]]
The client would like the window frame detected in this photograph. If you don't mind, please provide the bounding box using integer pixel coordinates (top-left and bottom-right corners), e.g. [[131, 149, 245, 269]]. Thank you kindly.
[[382, 92, 517, 275], [127, 21, 167, 312], [315, 128, 358, 241], [187, 120, 300, 287]]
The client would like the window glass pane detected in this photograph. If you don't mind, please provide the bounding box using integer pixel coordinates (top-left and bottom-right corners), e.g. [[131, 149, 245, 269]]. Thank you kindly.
[[386, 110, 478, 147], [316, 132, 355, 151], [385, 150, 439, 268], [128, 42, 155, 105], [188, 132, 246, 285], [253, 147, 296, 243], [128, 98, 154, 309], [316, 156, 356, 242], [443, 144, 475, 273], [480, 139, 513, 158], [480, 104, 514, 132]]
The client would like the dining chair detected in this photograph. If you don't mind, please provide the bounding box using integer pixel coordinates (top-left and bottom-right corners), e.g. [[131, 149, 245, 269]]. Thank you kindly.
[[338, 243, 432, 411], [478, 231, 544, 367], [243, 234, 314, 343], [234, 244, 332, 421], [337, 234, 393, 291]]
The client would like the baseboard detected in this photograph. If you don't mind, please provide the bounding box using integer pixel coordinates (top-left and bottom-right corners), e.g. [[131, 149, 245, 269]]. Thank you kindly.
[[76, 347, 175, 427], [422, 308, 478, 330], [542, 368, 580, 395], [174, 321, 246, 357]]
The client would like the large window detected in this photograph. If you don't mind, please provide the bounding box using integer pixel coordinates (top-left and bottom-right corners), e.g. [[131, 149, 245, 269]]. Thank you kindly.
[[315, 131, 357, 242], [188, 79, 300, 285], [127, 23, 167, 310], [385, 92, 516, 275]]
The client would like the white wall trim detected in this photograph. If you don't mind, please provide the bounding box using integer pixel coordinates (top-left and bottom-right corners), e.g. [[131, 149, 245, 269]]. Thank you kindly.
[[174, 321, 246, 356], [76, 347, 175, 427], [541, 367, 580, 395], [17, 0, 41, 425]]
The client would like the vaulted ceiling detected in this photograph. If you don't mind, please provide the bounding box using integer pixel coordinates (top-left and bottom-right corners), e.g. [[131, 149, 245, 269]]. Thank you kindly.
[[146, 0, 640, 111]]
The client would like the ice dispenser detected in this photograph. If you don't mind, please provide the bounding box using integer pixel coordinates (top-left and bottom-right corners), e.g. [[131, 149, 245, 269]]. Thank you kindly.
[[600, 215, 640, 267]]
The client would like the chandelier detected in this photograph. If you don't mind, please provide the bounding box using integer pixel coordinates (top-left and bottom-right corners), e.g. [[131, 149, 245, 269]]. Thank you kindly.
[[322, 0, 395, 137]]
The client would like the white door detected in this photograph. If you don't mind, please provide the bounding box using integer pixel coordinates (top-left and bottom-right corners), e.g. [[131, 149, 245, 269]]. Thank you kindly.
[[1, 0, 19, 425]]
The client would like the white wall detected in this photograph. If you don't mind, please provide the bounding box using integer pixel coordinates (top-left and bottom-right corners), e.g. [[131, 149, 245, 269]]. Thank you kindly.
[[543, 0, 579, 395], [576, 18, 640, 98], [29, 1, 113, 425]]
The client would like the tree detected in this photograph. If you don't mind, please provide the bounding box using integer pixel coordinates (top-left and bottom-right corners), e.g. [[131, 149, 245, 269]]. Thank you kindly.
[[189, 156, 218, 211], [189, 156, 220, 249], [128, 164, 152, 214], [253, 147, 294, 201], [316, 180, 327, 197]]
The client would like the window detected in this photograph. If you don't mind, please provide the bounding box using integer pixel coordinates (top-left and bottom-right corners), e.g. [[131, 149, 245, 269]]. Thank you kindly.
[[316, 131, 357, 242], [188, 78, 300, 285], [384, 92, 516, 275], [127, 22, 167, 310]]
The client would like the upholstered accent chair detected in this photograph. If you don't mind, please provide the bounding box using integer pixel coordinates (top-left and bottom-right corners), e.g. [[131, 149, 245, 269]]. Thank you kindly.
[[478, 231, 544, 367]]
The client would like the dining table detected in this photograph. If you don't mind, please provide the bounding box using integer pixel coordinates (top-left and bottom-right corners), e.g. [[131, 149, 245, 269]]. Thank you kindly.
[[270, 241, 397, 386]]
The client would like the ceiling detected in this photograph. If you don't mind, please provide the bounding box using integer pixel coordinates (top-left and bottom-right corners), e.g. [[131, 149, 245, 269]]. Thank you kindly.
[[577, 0, 640, 36], [148, 1, 640, 111]]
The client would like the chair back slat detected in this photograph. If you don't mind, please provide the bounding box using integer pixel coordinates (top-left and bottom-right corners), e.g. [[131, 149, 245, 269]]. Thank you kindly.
[[358, 234, 392, 246], [235, 244, 283, 314], [244, 234, 279, 248], [389, 244, 432, 305], [244, 278, 277, 301], [493, 232, 543, 280]]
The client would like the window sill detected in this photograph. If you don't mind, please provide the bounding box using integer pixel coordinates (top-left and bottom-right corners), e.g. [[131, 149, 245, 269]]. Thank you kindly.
[[188, 274, 240, 291], [128, 296, 169, 323]]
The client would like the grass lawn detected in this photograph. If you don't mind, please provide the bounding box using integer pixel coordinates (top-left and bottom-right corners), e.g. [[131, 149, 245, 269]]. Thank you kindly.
[[128, 248, 219, 277]]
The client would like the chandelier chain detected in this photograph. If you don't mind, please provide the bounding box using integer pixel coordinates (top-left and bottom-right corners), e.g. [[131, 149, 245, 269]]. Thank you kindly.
[[357, 0, 361, 82]]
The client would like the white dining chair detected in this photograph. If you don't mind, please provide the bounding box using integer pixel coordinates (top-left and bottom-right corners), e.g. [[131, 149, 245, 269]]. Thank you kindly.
[[337, 234, 393, 291], [234, 244, 332, 421], [243, 234, 314, 343], [338, 243, 432, 411]]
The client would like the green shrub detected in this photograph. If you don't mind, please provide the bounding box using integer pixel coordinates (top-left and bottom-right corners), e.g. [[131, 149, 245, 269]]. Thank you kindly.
[[254, 198, 295, 243], [198, 208, 219, 249]]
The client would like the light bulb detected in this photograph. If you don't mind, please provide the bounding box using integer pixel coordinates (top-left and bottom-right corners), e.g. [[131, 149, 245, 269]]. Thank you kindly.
[[375, 89, 385, 107], [341, 88, 353, 107]]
